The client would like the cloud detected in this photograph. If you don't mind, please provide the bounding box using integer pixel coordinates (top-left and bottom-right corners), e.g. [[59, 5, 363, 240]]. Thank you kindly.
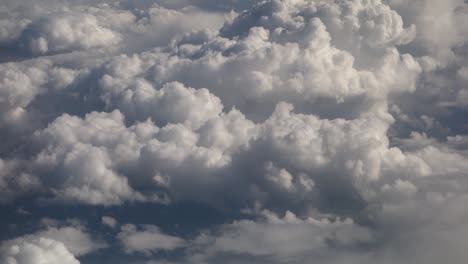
[[0, 222, 105, 264], [102, 216, 118, 229], [18, 13, 121, 56], [100, 80, 224, 129], [0, 61, 48, 127], [32, 110, 147, 205], [118, 224, 185, 255], [387, 0, 468, 63], [0, 158, 39, 204], [189, 210, 372, 263], [132, 196, 468, 264], [0, 237, 80, 264], [0, 1, 227, 60], [36, 225, 107, 256], [0, 0, 462, 214], [0, 0, 467, 263]]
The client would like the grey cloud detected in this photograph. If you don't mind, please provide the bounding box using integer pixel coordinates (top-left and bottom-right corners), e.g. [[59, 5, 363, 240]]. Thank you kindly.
[[387, 0, 468, 63], [102, 216, 118, 228]]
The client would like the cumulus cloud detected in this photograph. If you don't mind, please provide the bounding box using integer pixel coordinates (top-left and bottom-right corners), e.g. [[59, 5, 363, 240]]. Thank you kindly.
[[0, 221, 105, 264], [0, 237, 80, 264], [19, 13, 121, 55], [387, 0, 468, 63], [0, 0, 467, 263], [32, 110, 147, 205], [36, 225, 107, 256], [100, 80, 224, 128]]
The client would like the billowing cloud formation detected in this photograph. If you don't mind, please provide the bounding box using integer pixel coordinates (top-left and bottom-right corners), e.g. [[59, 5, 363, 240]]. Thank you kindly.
[[0, 0, 467, 263], [19, 13, 121, 55]]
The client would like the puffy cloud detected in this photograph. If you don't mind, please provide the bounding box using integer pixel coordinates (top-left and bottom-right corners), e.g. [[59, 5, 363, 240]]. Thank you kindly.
[[36, 226, 107, 257], [0, 0, 468, 263], [121, 0, 419, 123], [0, 158, 39, 204], [0, 0, 460, 217], [383, 0, 468, 140], [0, 59, 84, 162], [221, 0, 415, 61], [32, 110, 147, 205], [18, 13, 121, 55], [24, 91, 253, 205], [190, 210, 372, 263], [18, 98, 397, 212], [0, 222, 105, 264], [0, 17, 30, 46], [0, 1, 227, 60], [387, 0, 468, 63], [0, 61, 48, 127], [100, 79, 224, 129], [0, 237, 80, 264]]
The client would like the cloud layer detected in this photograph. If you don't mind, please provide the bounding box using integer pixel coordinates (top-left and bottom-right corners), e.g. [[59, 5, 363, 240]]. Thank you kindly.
[[1, 0, 467, 263]]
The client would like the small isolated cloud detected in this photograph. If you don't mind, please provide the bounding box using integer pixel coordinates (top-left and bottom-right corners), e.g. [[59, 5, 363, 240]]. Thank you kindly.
[[118, 224, 185, 255], [102, 216, 118, 229]]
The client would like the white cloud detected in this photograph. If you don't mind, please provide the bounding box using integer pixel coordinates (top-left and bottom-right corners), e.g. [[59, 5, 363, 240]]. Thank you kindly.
[[33, 110, 147, 205], [100, 80, 224, 129], [118, 224, 185, 255], [36, 226, 107, 256], [0, 237, 80, 264], [0, 0, 463, 215], [0, 61, 48, 126], [0, 223, 105, 264]]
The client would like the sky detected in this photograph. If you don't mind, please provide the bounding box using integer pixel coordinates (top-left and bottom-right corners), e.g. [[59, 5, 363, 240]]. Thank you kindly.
[[0, 0, 468, 263]]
